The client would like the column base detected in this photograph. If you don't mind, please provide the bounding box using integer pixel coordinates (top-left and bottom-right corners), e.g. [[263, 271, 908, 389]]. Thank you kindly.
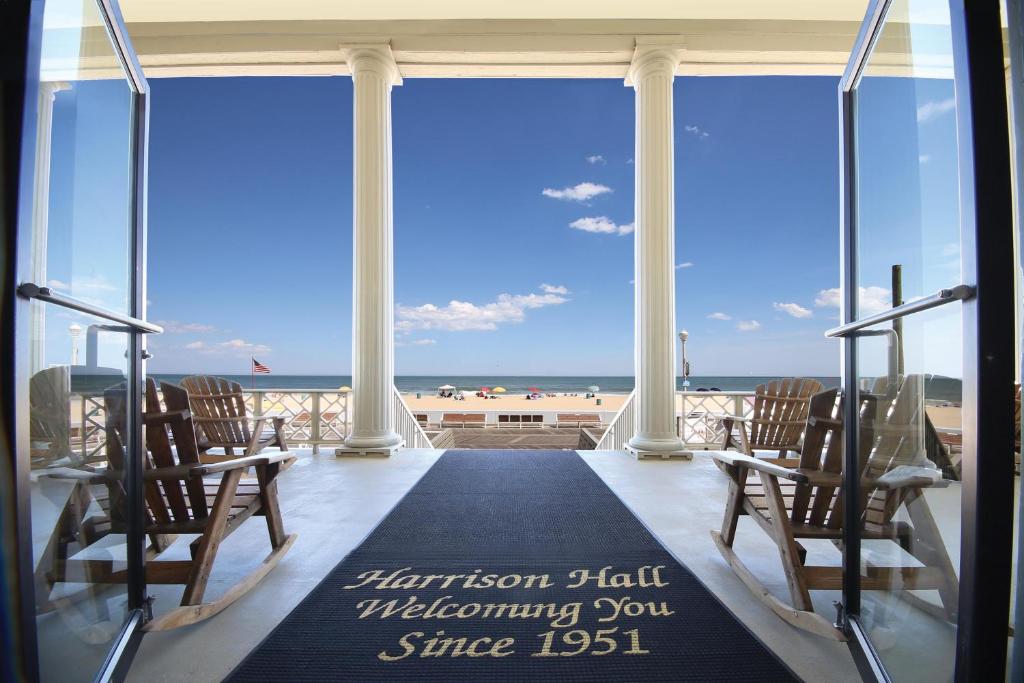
[[336, 433, 405, 458], [626, 435, 693, 461]]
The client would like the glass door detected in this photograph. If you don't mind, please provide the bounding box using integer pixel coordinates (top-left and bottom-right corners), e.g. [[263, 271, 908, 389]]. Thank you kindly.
[[12, 0, 157, 680], [833, 1, 1015, 681]]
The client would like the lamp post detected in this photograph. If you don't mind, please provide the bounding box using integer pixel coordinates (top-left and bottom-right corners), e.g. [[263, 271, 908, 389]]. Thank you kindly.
[[679, 330, 690, 389], [68, 323, 82, 365]]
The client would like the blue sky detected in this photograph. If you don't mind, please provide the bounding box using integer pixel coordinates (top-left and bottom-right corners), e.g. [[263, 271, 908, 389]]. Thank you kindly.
[[135, 75, 952, 377]]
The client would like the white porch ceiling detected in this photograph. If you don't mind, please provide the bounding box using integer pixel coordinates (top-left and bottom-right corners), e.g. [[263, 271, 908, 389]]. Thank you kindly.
[[115, 1, 955, 79]]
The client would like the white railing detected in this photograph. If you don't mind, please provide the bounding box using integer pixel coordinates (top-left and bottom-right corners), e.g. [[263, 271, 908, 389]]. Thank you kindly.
[[677, 390, 755, 449], [393, 386, 433, 448], [591, 390, 753, 451], [245, 389, 352, 453], [595, 390, 636, 450]]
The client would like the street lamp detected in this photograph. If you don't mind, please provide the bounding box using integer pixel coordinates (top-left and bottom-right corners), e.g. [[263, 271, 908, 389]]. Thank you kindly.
[[678, 330, 690, 389], [68, 323, 82, 365]]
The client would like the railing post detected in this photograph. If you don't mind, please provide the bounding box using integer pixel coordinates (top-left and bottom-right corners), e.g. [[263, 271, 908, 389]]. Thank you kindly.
[[311, 392, 321, 455]]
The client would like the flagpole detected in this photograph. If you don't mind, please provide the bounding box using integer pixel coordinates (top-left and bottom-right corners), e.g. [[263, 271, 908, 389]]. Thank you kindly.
[[251, 356, 254, 390]]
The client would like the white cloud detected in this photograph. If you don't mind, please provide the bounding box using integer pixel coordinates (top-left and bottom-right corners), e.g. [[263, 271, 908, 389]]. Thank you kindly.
[[47, 279, 70, 290], [684, 124, 710, 140], [569, 216, 633, 236], [919, 154, 931, 164], [626, 158, 634, 165], [585, 154, 605, 165], [676, 262, 694, 269], [815, 286, 891, 315], [156, 320, 216, 334], [396, 338, 437, 347], [737, 320, 761, 332], [396, 287, 569, 332], [185, 338, 271, 355], [708, 312, 731, 321], [773, 302, 813, 319], [917, 97, 955, 123], [540, 283, 569, 295], [542, 182, 612, 202]]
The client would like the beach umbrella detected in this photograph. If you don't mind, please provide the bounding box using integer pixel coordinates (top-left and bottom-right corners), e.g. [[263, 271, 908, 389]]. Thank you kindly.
[[480, 386, 491, 393], [492, 387, 506, 393], [528, 387, 541, 393], [339, 385, 352, 392], [587, 385, 600, 393], [438, 384, 455, 390]]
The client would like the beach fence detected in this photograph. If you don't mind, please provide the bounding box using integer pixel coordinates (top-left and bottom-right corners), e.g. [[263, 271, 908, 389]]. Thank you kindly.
[[676, 390, 756, 450], [66, 387, 354, 460], [65, 387, 754, 459], [593, 390, 755, 450]]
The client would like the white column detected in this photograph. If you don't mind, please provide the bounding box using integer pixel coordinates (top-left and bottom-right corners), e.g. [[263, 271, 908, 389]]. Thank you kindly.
[[29, 81, 70, 375], [339, 45, 404, 456], [626, 45, 689, 459]]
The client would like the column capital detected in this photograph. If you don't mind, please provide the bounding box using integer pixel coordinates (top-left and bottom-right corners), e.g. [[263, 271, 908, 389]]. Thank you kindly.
[[625, 42, 684, 88], [343, 43, 403, 86]]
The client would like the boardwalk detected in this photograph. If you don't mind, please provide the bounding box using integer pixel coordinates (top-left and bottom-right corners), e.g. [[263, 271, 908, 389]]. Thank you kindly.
[[446, 427, 583, 450]]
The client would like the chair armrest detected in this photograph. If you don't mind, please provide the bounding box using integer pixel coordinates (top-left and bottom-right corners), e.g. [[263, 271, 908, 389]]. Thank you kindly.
[[196, 452, 295, 475], [868, 465, 948, 491], [144, 409, 191, 425], [194, 413, 286, 423], [711, 413, 750, 423], [707, 451, 809, 484], [38, 467, 113, 483], [807, 416, 842, 429], [144, 463, 204, 481]]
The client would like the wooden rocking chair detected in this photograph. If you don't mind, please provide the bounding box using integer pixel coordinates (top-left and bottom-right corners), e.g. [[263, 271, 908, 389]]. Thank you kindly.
[[717, 377, 824, 458], [710, 377, 958, 641], [29, 365, 75, 468], [179, 375, 288, 462], [35, 379, 297, 631]]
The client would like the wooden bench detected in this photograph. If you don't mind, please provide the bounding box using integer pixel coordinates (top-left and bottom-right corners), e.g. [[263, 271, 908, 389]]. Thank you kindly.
[[441, 413, 486, 428], [556, 413, 602, 428], [497, 414, 544, 428]]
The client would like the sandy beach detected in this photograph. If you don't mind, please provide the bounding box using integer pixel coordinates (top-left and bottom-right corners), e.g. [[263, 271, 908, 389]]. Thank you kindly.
[[401, 392, 627, 413]]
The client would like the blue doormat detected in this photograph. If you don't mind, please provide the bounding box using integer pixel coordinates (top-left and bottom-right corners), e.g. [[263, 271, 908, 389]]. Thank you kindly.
[[226, 450, 799, 682]]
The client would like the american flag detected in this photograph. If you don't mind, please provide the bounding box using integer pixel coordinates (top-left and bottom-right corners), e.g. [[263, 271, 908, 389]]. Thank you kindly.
[[252, 358, 271, 374]]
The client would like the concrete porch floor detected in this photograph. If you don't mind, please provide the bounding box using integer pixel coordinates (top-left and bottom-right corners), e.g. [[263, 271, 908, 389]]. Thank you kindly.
[[124, 448, 867, 682]]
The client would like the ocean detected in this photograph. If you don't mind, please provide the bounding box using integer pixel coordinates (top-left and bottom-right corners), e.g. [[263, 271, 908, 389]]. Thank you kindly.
[[149, 374, 965, 403]]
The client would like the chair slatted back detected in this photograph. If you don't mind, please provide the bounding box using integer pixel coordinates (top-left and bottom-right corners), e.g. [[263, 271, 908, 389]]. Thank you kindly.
[[786, 376, 937, 534], [859, 374, 930, 530], [180, 375, 253, 447], [749, 378, 824, 450], [155, 381, 210, 522], [102, 385, 131, 527], [30, 366, 73, 465], [784, 388, 881, 530], [104, 379, 211, 532]]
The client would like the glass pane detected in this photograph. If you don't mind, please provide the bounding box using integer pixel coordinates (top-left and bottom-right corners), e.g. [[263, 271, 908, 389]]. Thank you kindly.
[[27, 1, 136, 681], [31, 0, 133, 317], [853, 305, 962, 680], [852, 1, 963, 679], [29, 311, 133, 682], [854, 0, 960, 312]]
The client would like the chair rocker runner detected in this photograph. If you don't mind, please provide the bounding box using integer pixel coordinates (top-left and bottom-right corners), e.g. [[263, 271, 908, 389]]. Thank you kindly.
[[179, 375, 288, 462], [35, 379, 297, 631], [710, 378, 958, 641], [718, 377, 824, 458]]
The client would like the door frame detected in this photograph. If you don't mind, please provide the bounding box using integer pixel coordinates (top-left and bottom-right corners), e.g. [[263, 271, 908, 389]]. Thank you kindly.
[[5, 0, 155, 680], [832, 1, 1015, 681]]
